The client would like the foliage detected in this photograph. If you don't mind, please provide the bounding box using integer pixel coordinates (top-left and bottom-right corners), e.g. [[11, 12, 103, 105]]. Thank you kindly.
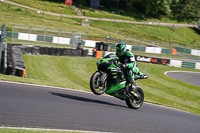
[[171, 0, 200, 22], [98, 0, 200, 21], [14, 0, 199, 21]]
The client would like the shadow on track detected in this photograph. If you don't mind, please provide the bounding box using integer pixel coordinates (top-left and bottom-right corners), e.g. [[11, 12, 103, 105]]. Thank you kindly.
[[50, 92, 127, 108]]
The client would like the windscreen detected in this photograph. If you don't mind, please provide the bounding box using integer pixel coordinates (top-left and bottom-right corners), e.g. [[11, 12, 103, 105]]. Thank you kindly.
[[103, 53, 118, 59]]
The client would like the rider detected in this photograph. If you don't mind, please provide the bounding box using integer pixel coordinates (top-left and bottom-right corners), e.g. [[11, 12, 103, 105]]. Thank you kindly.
[[115, 42, 145, 91]]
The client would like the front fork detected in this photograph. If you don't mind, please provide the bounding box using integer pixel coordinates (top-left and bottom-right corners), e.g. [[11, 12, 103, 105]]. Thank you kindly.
[[125, 81, 136, 93], [126, 82, 140, 100], [97, 71, 108, 89]]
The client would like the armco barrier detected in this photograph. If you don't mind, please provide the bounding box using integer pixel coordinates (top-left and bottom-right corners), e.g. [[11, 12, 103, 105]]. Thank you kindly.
[[191, 49, 200, 56], [135, 55, 200, 70], [145, 47, 162, 54], [181, 61, 196, 69], [169, 60, 182, 68], [132, 46, 176, 55], [196, 63, 200, 69], [161, 48, 171, 54], [132, 46, 146, 52], [176, 46, 200, 57], [176, 46, 191, 54]]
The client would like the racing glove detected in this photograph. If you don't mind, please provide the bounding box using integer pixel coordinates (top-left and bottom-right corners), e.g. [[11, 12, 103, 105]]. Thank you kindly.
[[120, 64, 128, 68]]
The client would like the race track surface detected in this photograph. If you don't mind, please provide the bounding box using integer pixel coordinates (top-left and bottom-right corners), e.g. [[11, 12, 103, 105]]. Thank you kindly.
[[166, 71, 200, 87], [0, 81, 200, 133]]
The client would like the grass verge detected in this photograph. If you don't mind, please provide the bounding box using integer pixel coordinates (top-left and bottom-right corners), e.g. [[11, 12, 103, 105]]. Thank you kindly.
[[0, 55, 199, 115], [8, 0, 76, 15]]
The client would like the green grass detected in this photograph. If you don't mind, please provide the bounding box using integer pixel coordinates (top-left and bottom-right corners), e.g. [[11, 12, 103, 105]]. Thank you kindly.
[[22, 55, 98, 91], [91, 20, 200, 48], [1, 55, 199, 115], [1, 1, 200, 49], [138, 62, 200, 114], [9, 0, 76, 15], [82, 8, 143, 21]]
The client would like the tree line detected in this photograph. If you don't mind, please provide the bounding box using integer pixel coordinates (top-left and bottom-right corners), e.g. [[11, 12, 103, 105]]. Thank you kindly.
[[74, 0, 200, 22], [47, 0, 200, 22]]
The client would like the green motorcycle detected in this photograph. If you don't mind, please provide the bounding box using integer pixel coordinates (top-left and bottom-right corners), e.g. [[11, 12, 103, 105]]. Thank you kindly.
[[90, 53, 148, 109]]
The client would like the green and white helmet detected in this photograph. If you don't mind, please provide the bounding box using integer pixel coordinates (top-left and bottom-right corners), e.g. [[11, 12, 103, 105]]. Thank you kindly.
[[116, 42, 126, 56]]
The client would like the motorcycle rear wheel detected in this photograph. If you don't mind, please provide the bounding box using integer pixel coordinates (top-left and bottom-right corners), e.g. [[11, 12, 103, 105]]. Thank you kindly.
[[90, 71, 107, 95], [126, 86, 144, 109]]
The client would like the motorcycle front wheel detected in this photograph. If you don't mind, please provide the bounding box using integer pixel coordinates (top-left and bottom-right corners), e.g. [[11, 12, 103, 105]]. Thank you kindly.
[[126, 86, 144, 109], [90, 71, 107, 95]]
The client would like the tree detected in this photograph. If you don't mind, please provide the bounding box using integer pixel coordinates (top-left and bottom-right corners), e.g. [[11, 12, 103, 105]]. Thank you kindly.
[[171, 0, 200, 21], [136, 0, 172, 18], [72, 0, 200, 21]]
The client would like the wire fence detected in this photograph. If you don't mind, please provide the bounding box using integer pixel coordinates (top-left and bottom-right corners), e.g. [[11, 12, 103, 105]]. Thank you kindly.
[[8, 25, 88, 48]]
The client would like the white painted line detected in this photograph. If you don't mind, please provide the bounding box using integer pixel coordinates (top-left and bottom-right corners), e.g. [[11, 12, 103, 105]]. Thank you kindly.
[[164, 71, 200, 76], [0, 80, 92, 94], [0, 80, 199, 116], [0, 80, 114, 99], [144, 102, 200, 116], [0, 126, 113, 133]]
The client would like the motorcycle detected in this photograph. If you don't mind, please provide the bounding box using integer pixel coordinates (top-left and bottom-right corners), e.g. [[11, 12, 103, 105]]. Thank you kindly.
[[90, 53, 148, 109]]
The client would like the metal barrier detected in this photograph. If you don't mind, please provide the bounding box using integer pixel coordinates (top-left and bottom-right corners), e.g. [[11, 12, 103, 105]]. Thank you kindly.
[[176, 46, 200, 56]]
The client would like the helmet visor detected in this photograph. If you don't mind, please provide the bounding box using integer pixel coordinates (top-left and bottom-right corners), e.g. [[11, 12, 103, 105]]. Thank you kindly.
[[116, 49, 124, 56]]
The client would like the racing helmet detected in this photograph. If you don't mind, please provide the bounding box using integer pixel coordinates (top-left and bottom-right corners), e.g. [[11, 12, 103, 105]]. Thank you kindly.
[[116, 42, 126, 56]]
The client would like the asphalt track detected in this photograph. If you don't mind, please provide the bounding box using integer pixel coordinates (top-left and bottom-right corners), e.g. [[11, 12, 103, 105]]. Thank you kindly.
[[166, 71, 200, 87], [0, 81, 200, 133]]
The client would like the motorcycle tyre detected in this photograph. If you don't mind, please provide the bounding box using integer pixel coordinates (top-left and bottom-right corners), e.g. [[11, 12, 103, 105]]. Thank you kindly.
[[126, 86, 144, 109], [90, 71, 107, 95]]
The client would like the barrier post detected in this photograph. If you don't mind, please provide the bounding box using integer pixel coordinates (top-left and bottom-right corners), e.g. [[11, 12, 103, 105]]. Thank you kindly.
[[96, 51, 103, 58], [171, 48, 177, 55], [22, 69, 26, 78]]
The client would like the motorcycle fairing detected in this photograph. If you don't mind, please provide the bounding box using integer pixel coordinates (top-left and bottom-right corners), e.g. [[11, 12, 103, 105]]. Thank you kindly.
[[105, 81, 126, 94]]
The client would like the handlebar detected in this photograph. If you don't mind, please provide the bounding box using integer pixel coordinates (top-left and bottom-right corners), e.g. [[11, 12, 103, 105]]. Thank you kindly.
[[134, 74, 148, 80]]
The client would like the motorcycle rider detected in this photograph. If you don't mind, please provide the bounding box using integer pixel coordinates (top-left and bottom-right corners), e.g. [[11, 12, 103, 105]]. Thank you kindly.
[[115, 42, 146, 92]]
